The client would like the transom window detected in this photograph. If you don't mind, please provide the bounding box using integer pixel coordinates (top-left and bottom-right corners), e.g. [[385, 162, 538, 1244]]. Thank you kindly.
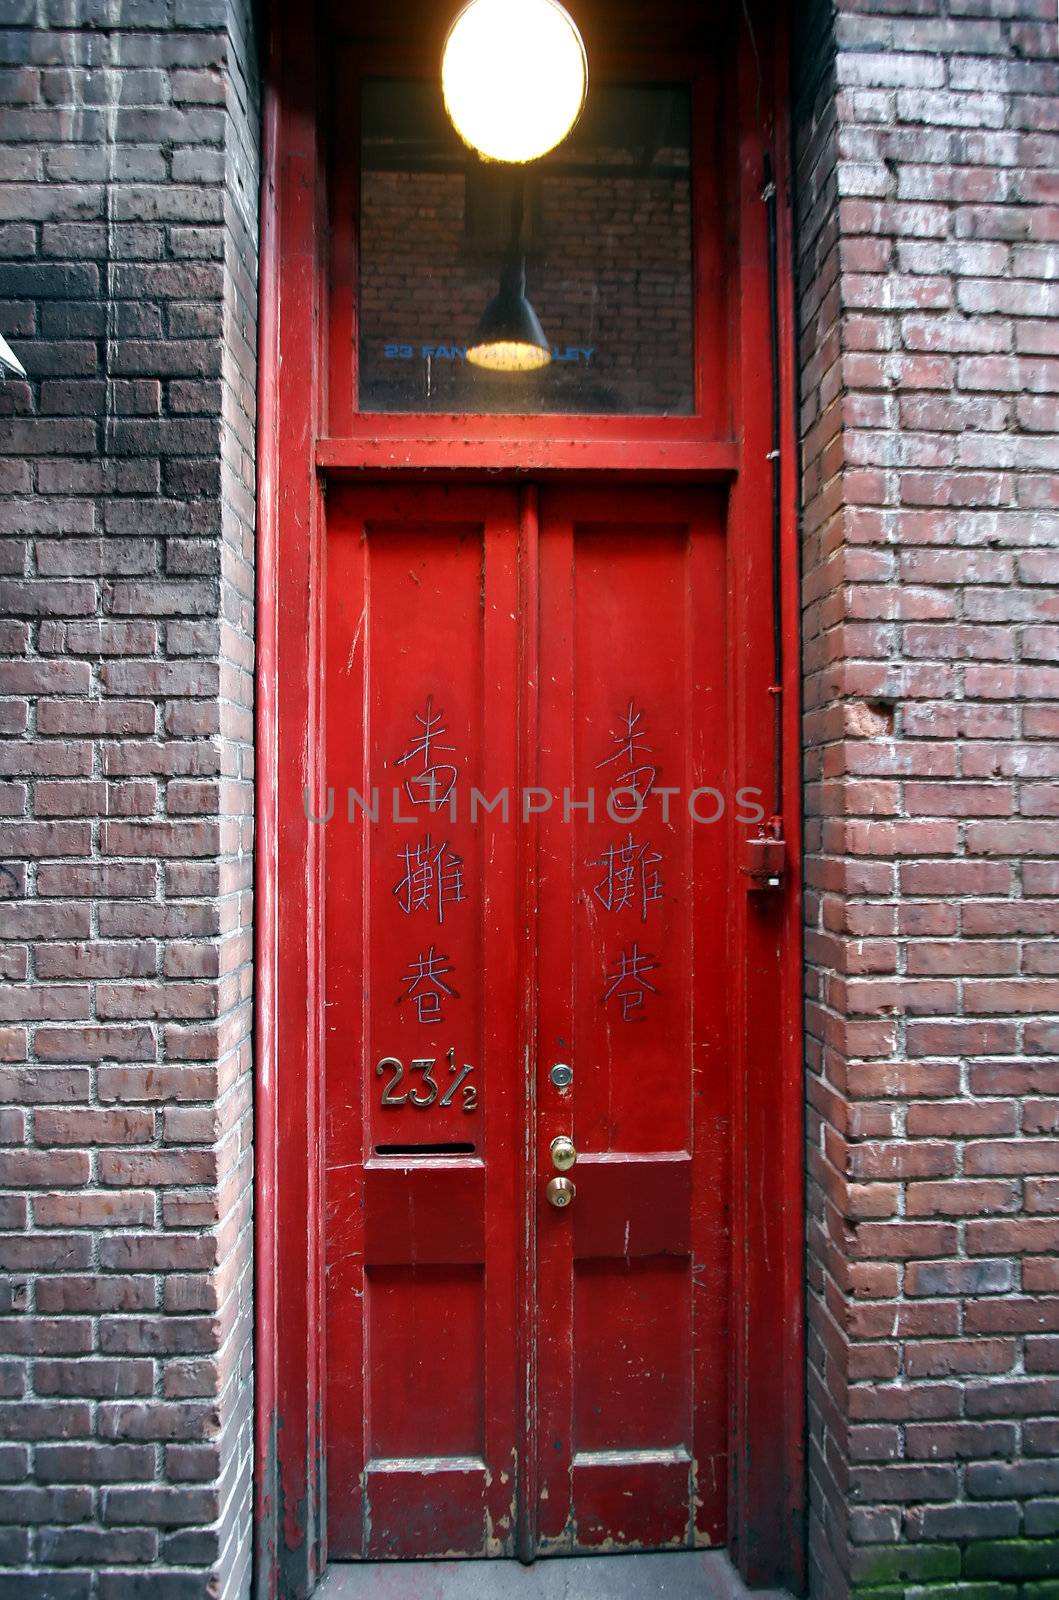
[[358, 79, 695, 417]]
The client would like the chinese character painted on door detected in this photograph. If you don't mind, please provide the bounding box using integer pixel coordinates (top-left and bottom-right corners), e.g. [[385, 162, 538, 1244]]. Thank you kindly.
[[596, 700, 657, 816], [603, 942, 661, 1022], [393, 834, 465, 923], [397, 945, 459, 1024], [590, 833, 664, 921], [395, 695, 458, 808]]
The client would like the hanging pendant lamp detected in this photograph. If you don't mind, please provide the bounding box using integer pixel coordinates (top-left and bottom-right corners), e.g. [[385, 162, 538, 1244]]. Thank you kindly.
[[442, 0, 588, 165], [467, 257, 551, 371]]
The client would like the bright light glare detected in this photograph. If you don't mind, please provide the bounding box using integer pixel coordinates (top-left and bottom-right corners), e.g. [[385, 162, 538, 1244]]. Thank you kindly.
[[466, 338, 552, 371], [442, 0, 587, 164]]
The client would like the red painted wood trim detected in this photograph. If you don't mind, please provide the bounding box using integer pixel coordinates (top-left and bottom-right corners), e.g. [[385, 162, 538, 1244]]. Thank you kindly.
[[256, 1, 327, 1592], [316, 436, 740, 479], [774, 0, 809, 1583], [258, 3, 805, 1592], [515, 484, 541, 1562], [724, 2, 805, 1589]]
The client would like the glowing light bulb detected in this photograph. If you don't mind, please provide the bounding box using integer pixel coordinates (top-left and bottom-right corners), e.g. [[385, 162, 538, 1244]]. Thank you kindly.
[[442, 0, 588, 165], [466, 258, 552, 372], [466, 338, 552, 372]]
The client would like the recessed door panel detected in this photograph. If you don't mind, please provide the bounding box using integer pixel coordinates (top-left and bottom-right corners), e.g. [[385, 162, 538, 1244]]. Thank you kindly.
[[325, 484, 729, 1560]]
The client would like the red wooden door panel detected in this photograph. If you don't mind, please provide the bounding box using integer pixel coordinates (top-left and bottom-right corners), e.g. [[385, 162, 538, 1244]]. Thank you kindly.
[[325, 483, 730, 1561], [533, 488, 729, 1552], [325, 486, 522, 1559]]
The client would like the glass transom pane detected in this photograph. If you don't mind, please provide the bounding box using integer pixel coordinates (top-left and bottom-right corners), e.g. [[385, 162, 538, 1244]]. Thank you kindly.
[[359, 79, 694, 416]]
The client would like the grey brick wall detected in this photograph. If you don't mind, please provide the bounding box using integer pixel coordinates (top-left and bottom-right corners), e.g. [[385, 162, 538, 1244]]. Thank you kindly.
[[795, 2, 1059, 1596], [0, 0, 258, 1593]]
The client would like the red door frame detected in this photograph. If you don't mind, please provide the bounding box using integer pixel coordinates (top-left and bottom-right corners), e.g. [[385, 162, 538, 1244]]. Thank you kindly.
[[254, 3, 804, 1595]]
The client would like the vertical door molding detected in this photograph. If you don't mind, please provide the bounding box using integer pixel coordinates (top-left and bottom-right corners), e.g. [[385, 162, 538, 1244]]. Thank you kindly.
[[255, 0, 328, 1591], [725, 2, 806, 1588]]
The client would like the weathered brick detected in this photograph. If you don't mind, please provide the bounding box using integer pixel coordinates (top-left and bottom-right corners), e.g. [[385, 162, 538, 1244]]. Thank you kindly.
[[38, 1525, 159, 1565], [32, 1191, 154, 1228], [34, 1362, 155, 1400], [0, 0, 256, 1589], [797, 2, 1059, 1594], [35, 1442, 155, 1482], [34, 1108, 155, 1146], [35, 1277, 155, 1315]]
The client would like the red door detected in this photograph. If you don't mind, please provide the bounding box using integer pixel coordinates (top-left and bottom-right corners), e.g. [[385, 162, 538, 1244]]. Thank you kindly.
[[325, 482, 730, 1559]]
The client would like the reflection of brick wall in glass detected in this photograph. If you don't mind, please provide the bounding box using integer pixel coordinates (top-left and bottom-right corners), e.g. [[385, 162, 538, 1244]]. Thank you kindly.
[[359, 83, 694, 416]]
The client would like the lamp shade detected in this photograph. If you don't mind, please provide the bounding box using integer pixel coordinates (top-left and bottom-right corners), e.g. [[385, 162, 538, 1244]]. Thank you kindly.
[[442, 0, 588, 165], [466, 258, 552, 372]]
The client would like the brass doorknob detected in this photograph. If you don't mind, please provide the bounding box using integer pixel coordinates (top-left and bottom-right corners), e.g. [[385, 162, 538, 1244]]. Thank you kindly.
[[550, 1135, 577, 1172], [545, 1176, 575, 1209]]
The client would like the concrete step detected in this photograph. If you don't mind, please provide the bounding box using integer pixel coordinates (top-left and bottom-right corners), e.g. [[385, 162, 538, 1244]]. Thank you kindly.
[[319, 1551, 795, 1600]]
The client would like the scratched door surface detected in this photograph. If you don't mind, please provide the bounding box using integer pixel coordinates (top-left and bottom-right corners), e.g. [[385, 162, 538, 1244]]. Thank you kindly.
[[533, 487, 729, 1552], [324, 484, 729, 1559], [325, 486, 522, 1559]]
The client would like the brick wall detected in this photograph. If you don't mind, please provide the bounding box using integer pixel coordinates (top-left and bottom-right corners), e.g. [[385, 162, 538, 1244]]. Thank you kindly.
[[795, 1, 1059, 1595], [0, 0, 258, 1593]]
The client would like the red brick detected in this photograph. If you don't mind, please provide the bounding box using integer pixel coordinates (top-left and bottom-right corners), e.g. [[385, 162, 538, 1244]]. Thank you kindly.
[[906, 1100, 1017, 1136], [33, 1025, 156, 1063], [34, 1109, 155, 1146], [906, 1258, 1015, 1296], [1026, 1338, 1059, 1373], [905, 1420, 1018, 1460], [35, 1442, 155, 1484], [33, 1362, 153, 1399], [35, 1278, 155, 1316], [907, 1179, 1019, 1216], [32, 1191, 154, 1228], [966, 1141, 1059, 1176], [966, 1378, 1059, 1417], [905, 1339, 1017, 1378], [849, 1141, 957, 1180], [797, 5, 1059, 1583], [854, 1221, 959, 1259], [966, 1298, 1059, 1334], [0, 1149, 89, 1187]]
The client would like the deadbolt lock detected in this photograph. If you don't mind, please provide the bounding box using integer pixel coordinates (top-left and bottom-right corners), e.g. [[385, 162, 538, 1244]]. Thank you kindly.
[[546, 1176, 576, 1209], [550, 1135, 577, 1172]]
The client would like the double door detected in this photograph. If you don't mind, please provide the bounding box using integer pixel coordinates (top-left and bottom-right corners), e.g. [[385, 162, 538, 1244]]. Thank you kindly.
[[324, 483, 731, 1559]]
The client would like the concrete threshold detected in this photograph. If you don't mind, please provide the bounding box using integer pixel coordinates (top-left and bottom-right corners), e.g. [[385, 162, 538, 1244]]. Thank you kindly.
[[318, 1551, 795, 1600]]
